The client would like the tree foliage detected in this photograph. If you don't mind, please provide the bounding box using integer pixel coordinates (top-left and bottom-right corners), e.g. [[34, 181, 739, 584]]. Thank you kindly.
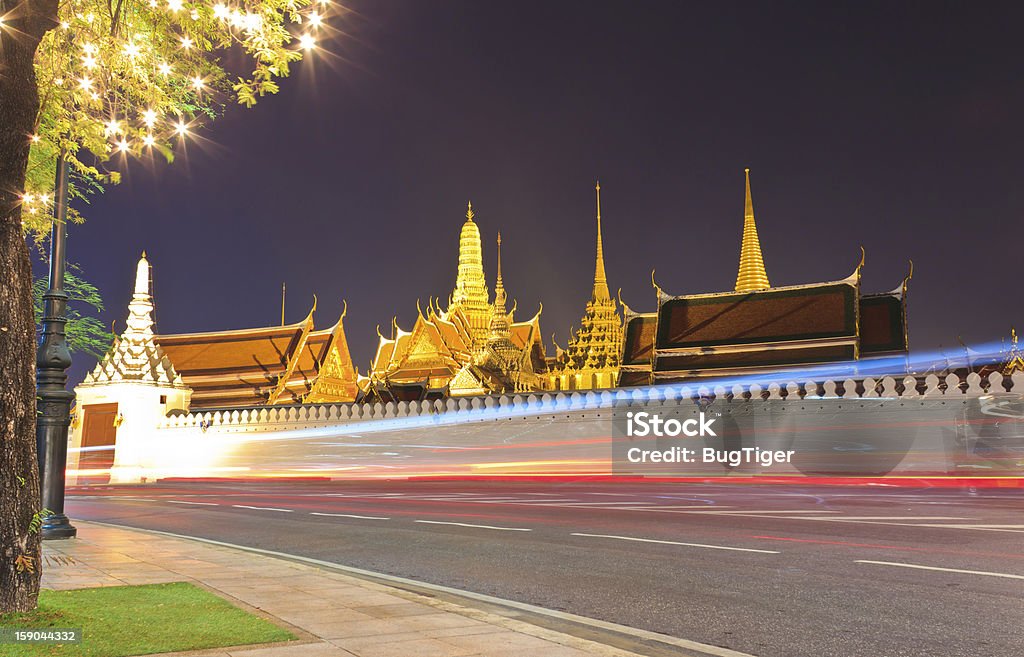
[[19, 0, 331, 234], [0, 0, 333, 615], [32, 264, 113, 359]]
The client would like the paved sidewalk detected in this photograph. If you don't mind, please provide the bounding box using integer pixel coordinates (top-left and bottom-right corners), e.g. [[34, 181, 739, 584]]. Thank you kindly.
[[41, 522, 645, 657]]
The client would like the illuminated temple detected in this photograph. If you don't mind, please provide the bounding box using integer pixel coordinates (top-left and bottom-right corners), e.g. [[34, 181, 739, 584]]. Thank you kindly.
[[77, 253, 360, 412], [619, 169, 911, 384], [364, 202, 548, 400], [547, 183, 623, 390], [75, 171, 913, 415]]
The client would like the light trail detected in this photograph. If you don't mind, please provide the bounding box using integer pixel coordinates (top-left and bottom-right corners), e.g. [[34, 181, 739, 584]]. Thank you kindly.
[[68, 340, 1023, 484], [167, 339, 1015, 445]]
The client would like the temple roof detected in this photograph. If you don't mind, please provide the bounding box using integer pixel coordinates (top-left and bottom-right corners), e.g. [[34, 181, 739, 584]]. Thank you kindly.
[[655, 272, 860, 352], [634, 254, 914, 380], [620, 310, 657, 369], [299, 306, 360, 403], [859, 265, 912, 357], [156, 318, 311, 375], [368, 202, 548, 397], [150, 302, 360, 409]]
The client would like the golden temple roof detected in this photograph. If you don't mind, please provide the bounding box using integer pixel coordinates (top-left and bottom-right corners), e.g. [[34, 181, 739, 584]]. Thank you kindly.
[[152, 296, 359, 408]]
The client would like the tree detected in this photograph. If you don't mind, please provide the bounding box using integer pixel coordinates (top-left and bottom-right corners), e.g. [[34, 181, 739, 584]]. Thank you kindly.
[[33, 265, 113, 359], [1, 0, 332, 613]]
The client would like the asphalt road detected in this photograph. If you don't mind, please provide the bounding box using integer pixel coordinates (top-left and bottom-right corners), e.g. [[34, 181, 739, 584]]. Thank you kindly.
[[67, 481, 1024, 657]]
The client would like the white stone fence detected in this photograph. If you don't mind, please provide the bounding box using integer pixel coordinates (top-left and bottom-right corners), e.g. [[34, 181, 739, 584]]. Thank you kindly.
[[161, 371, 1024, 434]]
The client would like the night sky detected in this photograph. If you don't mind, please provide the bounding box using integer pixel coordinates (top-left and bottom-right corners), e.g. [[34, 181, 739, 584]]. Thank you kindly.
[[55, 1, 1023, 385]]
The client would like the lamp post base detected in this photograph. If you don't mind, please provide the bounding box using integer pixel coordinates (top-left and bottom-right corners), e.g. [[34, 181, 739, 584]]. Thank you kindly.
[[41, 513, 77, 540]]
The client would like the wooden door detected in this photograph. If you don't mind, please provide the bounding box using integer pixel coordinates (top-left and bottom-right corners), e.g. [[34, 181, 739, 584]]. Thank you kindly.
[[80, 402, 118, 484]]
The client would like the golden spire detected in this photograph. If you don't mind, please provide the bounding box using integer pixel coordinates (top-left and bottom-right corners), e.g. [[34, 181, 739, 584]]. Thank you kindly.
[[735, 168, 770, 292], [593, 181, 610, 301], [548, 182, 623, 390], [495, 232, 505, 302], [451, 199, 491, 343], [488, 232, 511, 342]]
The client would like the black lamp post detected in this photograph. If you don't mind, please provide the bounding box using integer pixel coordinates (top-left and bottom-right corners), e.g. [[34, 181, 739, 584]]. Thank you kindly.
[[36, 154, 77, 540]]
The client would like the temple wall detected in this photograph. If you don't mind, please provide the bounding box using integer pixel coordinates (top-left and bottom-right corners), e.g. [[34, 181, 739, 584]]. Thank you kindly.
[[69, 381, 191, 484], [75, 371, 1024, 483]]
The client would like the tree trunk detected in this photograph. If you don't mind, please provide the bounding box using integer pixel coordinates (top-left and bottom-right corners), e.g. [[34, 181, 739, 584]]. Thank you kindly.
[[0, 0, 59, 614]]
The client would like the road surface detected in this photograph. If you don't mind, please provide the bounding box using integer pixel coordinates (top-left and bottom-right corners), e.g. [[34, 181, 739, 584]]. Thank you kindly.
[[67, 480, 1024, 657]]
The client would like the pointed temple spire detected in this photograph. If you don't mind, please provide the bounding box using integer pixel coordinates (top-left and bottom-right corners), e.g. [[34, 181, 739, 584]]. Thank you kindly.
[[488, 232, 512, 344], [593, 181, 610, 301], [81, 251, 182, 387], [494, 232, 506, 308], [127, 251, 155, 337], [548, 183, 623, 390], [451, 199, 491, 345], [495, 233, 503, 283], [735, 168, 771, 292]]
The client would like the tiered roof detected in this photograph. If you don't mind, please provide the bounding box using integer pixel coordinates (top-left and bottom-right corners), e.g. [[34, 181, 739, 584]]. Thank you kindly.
[[155, 299, 358, 409], [300, 304, 360, 403], [155, 306, 316, 408], [552, 183, 623, 382], [368, 202, 548, 399], [450, 201, 492, 346]]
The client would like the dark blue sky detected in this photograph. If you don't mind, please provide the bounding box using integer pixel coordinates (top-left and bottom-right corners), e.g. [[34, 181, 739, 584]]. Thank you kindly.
[[58, 0, 1023, 384]]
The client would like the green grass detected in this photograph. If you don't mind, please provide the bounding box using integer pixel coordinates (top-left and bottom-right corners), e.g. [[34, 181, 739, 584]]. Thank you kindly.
[[0, 582, 295, 657]]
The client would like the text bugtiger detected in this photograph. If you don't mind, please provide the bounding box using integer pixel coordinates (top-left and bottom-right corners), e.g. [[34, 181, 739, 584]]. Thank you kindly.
[[626, 447, 795, 467]]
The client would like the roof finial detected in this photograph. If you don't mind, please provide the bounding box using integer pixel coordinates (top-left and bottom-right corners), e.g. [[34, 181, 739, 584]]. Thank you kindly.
[[735, 168, 771, 292], [496, 231, 503, 286], [466, 200, 474, 222], [281, 281, 286, 326], [744, 168, 753, 219], [592, 181, 610, 300], [488, 231, 510, 339], [134, 252, 151, 297]]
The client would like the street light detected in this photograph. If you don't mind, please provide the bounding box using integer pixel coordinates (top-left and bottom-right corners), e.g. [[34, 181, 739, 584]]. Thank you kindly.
[[36, 154, 77, 540]]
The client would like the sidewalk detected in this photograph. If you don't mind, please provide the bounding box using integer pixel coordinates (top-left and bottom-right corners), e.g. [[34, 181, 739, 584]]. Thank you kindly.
[[41, 522, 645, 657]]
